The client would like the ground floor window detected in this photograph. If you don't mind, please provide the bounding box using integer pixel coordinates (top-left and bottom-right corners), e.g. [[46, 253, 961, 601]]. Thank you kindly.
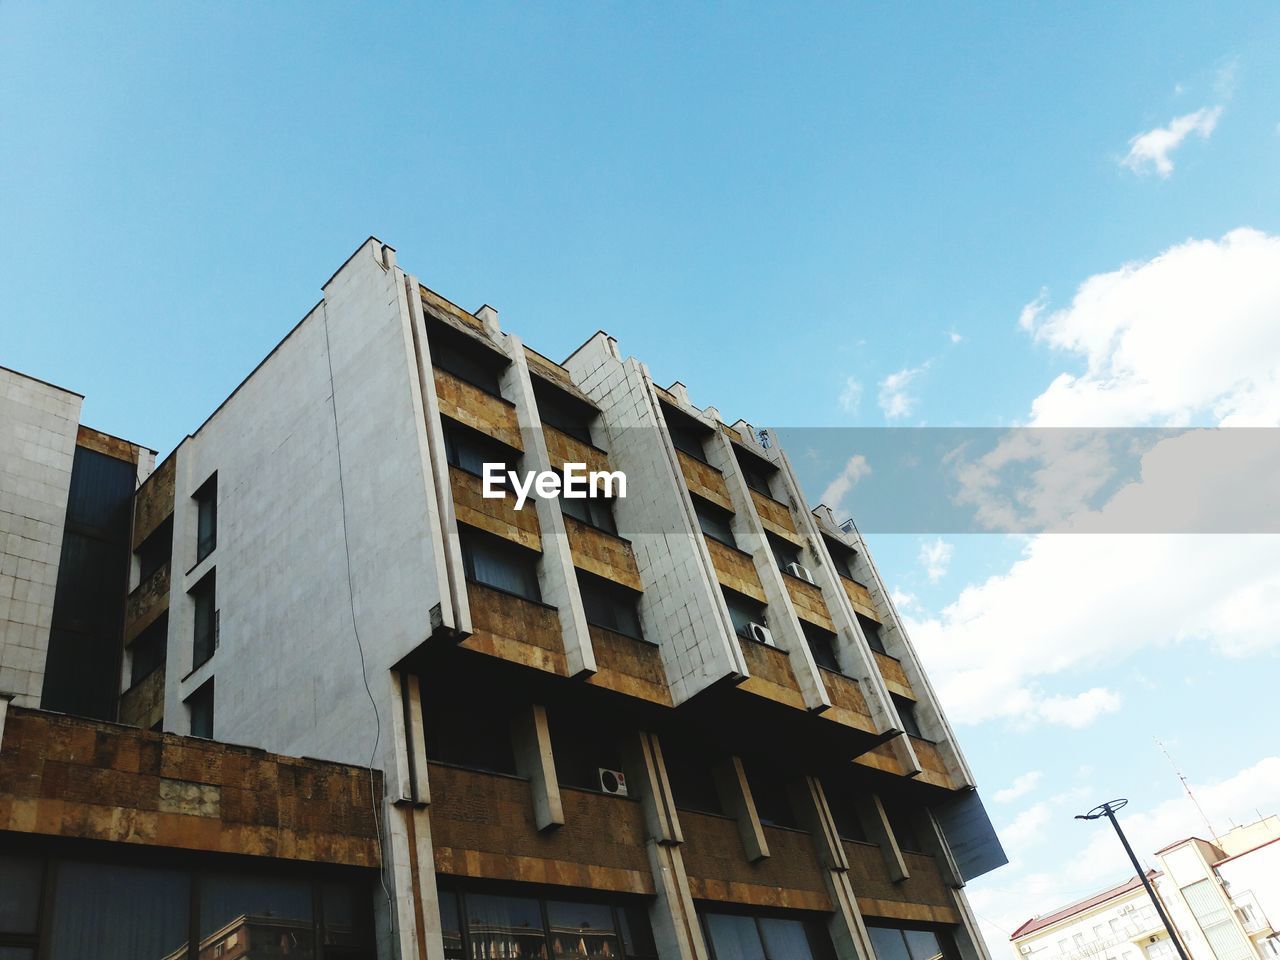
[[436, 882, 657, 960], [866, 922, 961, 960], [699, 909, 836, 960]]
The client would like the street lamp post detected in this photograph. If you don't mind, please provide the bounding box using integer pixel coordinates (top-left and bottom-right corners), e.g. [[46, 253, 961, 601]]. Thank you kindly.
[[1075, 799, 1191, 960]]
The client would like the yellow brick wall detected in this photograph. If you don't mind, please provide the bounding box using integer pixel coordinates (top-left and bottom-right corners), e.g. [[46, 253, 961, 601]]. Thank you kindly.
[[706, 537, 765, 603]]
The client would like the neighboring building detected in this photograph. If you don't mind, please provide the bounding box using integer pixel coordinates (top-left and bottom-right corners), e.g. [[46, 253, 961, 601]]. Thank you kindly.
[[1011, 817, 1280, 960], [1, 237, 1006, 960]]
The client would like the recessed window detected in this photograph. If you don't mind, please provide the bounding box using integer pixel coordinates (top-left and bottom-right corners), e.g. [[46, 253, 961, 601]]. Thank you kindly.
[[736, 449, 776, 497], [823, 535, 858, 580], [421, 676, 518, 775], [561, 489, 618, 535], [663, 739, 723, 816], [886, 803, 925, 853], [534, 379, 596, 446], [443, 420, 518, 480], [194, 473, 217, 563], [664, 405, 711, 462], [430, 322, 507, 396], [867, 923, 960, 960], [802, 622, 841, 673], [722, 588, 767, 641], [767, 533, 801, 572], [191, 572, 217, 668], [459, 526, 541, 602], [695, 498, 737, 548], [577, 572, 642, 639], [701, 912, 835, 960], [745, 762, 801, 830], [187, 679, 214, 739], [822, 779, 869, 843], [549, 705, 625, 793], [137, 516, 173, 581], [128, 614, 168, 685], [857, 614, 887, 654], [892, 695, 922, 739]]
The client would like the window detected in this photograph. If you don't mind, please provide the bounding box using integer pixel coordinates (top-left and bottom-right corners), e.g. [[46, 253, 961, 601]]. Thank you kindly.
[[443, 420, 517, 479], [192, 571, 217, 668], [578, 572, 642, 639], [886, 803, 925, 853], [700, 912, 835, 960], [665, 406, 710, 461], [421, 676, 518, 775], [431, 322, 507, 395], [893, 695, 923, 739], [736, 451, 775, 497], [664, 739, 724, 815], [858, 613, 887, 654], [561, 488, 618, 535], [137, 516, 172, 581], [767, 533, 801, 572], [695, 498, 737, 547], [459, 526, 541, 602], [0, 856, 42, 951], [201, 874, 313, 955], [439, 886, 656, 960], [195, 473, 217, 562], [802, 623, 841, 673], [867, 925, 960, 960], [745, 763, 800, 830], [187, 679, 214, 739], [48, 861, 190, 960], [534, 379, 596, 445], [549, 706, 625, 793], [723, 588, 767, 640], [822, 780, 868, 843], [128, 614, 167, 685]]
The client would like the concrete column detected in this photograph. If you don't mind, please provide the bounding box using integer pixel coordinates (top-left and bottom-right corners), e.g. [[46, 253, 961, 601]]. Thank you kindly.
[[511, 703, 564, 831], [500, 333, 597, 677], [623, 732, 709, 960], [857, 792, 909, 882], [713, 755, 770, 862], [919, 805, 963, 888]]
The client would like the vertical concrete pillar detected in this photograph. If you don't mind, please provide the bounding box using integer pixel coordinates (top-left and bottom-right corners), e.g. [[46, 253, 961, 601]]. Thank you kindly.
[[512, 703, 564, 831], [857, 792, 909, 882], [713, 755, 770, 862], [919, 806, 963, 888], [623, 732, 709, 960]]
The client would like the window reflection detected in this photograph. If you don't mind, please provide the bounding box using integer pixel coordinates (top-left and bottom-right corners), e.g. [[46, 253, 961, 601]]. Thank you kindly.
[[546, 901, 620, 958], [465, 893, 548, 959], [200, 874, 314, 959], [704, 914, 768, 960], [868, 925, 956, 960], [48, 862, 189, 960]]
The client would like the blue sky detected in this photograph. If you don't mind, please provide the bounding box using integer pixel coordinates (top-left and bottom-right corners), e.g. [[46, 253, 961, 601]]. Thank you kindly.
[[4, 2, 1280, 948]]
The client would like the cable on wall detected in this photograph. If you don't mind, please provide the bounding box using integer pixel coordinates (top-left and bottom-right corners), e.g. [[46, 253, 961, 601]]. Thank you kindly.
[[321, 302, 396, 937]]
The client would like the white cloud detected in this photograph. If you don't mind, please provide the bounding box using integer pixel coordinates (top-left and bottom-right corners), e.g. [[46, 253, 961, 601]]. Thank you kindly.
[[1001, 802, 1054, 849], [838, 376, 863, 415], [890, 587, 916, 610], [918, 537, 953, 583], [995, 771, 1043, 804], [1122, 105, 1222, 178], [948, 330, 964, 344], [1032, 688, 1122, 728], [878, 364, 928, 419], [819, 454, 871, 514]]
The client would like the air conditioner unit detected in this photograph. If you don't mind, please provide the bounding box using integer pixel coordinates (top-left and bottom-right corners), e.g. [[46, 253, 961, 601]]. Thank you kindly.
[[785, 562, 815, 584], [1020, 946, 1033, 955], [747, 622, 774, 646], [598, 768, 628, 796]]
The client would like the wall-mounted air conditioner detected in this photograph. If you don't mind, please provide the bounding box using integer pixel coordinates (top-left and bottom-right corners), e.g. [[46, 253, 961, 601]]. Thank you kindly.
[[598, 768, 628, 796], [747, 622, 774, 646], [785, 562, 815, 584]]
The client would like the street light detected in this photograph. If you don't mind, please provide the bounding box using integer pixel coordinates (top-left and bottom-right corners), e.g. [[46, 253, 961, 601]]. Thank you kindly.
[[1075, 799, 1190, 960]]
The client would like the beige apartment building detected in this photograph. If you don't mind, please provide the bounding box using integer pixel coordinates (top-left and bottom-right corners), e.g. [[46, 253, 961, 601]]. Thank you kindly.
[[1011, 817, 1280, 960], [0, 237, 1006, 960]]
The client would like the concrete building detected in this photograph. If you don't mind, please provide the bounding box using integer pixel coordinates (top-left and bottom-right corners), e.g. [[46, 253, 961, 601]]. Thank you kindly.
[[1011, 817, 1280, 960], [1, 238, 1005, 960]]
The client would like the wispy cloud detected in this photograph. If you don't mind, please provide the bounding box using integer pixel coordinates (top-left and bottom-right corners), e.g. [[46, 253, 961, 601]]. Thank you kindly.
[[838, 376, 863, 415], [995, 771, 1043, 804], [918, 537, 953, 583], [1122, 106, 1222, 178], [878, 364, 929, 419], [820, 454, 871, 514], [947, 330, 964, 344]]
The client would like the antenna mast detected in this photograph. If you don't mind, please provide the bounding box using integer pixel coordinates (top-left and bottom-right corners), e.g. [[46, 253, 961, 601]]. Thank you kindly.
[[1155, 738, 1217, 840]]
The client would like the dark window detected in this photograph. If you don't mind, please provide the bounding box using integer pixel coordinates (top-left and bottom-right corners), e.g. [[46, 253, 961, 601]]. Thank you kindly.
[[438, 889, 464, 960], [443, 420, 517, 480], [464, 893, 547, 959], [665, 406, 710, 461], [0, 855, 42, 937], [723, 588, 767, 641], [549, 706, 625, 793], [664, 740, 723, 815], [858, 614, 886, 654], [460, 527, 541, 602], [822, 780, 869, 843], [767, 533, 801, 572], [201, 874, 313, 952], [547, 900, 621, 959], [137, 516, 172, 581], [192, 572, 217, 668], [745, 764, 801, 830], [867, 925, 960, 960], [736, 451, 775, 497], [431, 323, 507, 395], [700, 912, 835, 960], [561, 489, 618, 535], [824, 535, 858, 580], [534, 380, 596, 445], [892, 695, 923, 739], [188, 680, 214, 739], [695, 498, 737, 548], [578, 572, 642, 639], [886, 804, 925, 854], [421, 679, 518, 775], [195, 473, 217, 562], [128, 614, 167, 685], [802, 623, 841, 673], [48, 861, 190, 960]]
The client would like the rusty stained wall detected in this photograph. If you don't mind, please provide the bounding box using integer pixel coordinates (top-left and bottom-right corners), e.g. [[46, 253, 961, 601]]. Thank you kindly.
[[586, 626, 671, 706], [434, 367, 523, 451], [751, 490, 800, 543], [785, 575, 835, 632], [420, 286, 487, 334], [677, 450, 733, 512], [818, 670, 875, 734], [544, 424, 611, 477], [736, 637, 805, 710], [0, 708, 381, 867], [908, 737, 955, 790], [451, 468, 541, 551], [132, 453, 176, 550], [565, 517, 641, 591], [681, 811, 830, 911], [706, 537, 765, 603], [118, 665, 166, 730], [463, 582, 567, 676], [841, 576, 880, 623], [874, 652, 915, 700], [844, 841, 957, 924], [428, 763, 652, 894], [124, 561, 170, 644]]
